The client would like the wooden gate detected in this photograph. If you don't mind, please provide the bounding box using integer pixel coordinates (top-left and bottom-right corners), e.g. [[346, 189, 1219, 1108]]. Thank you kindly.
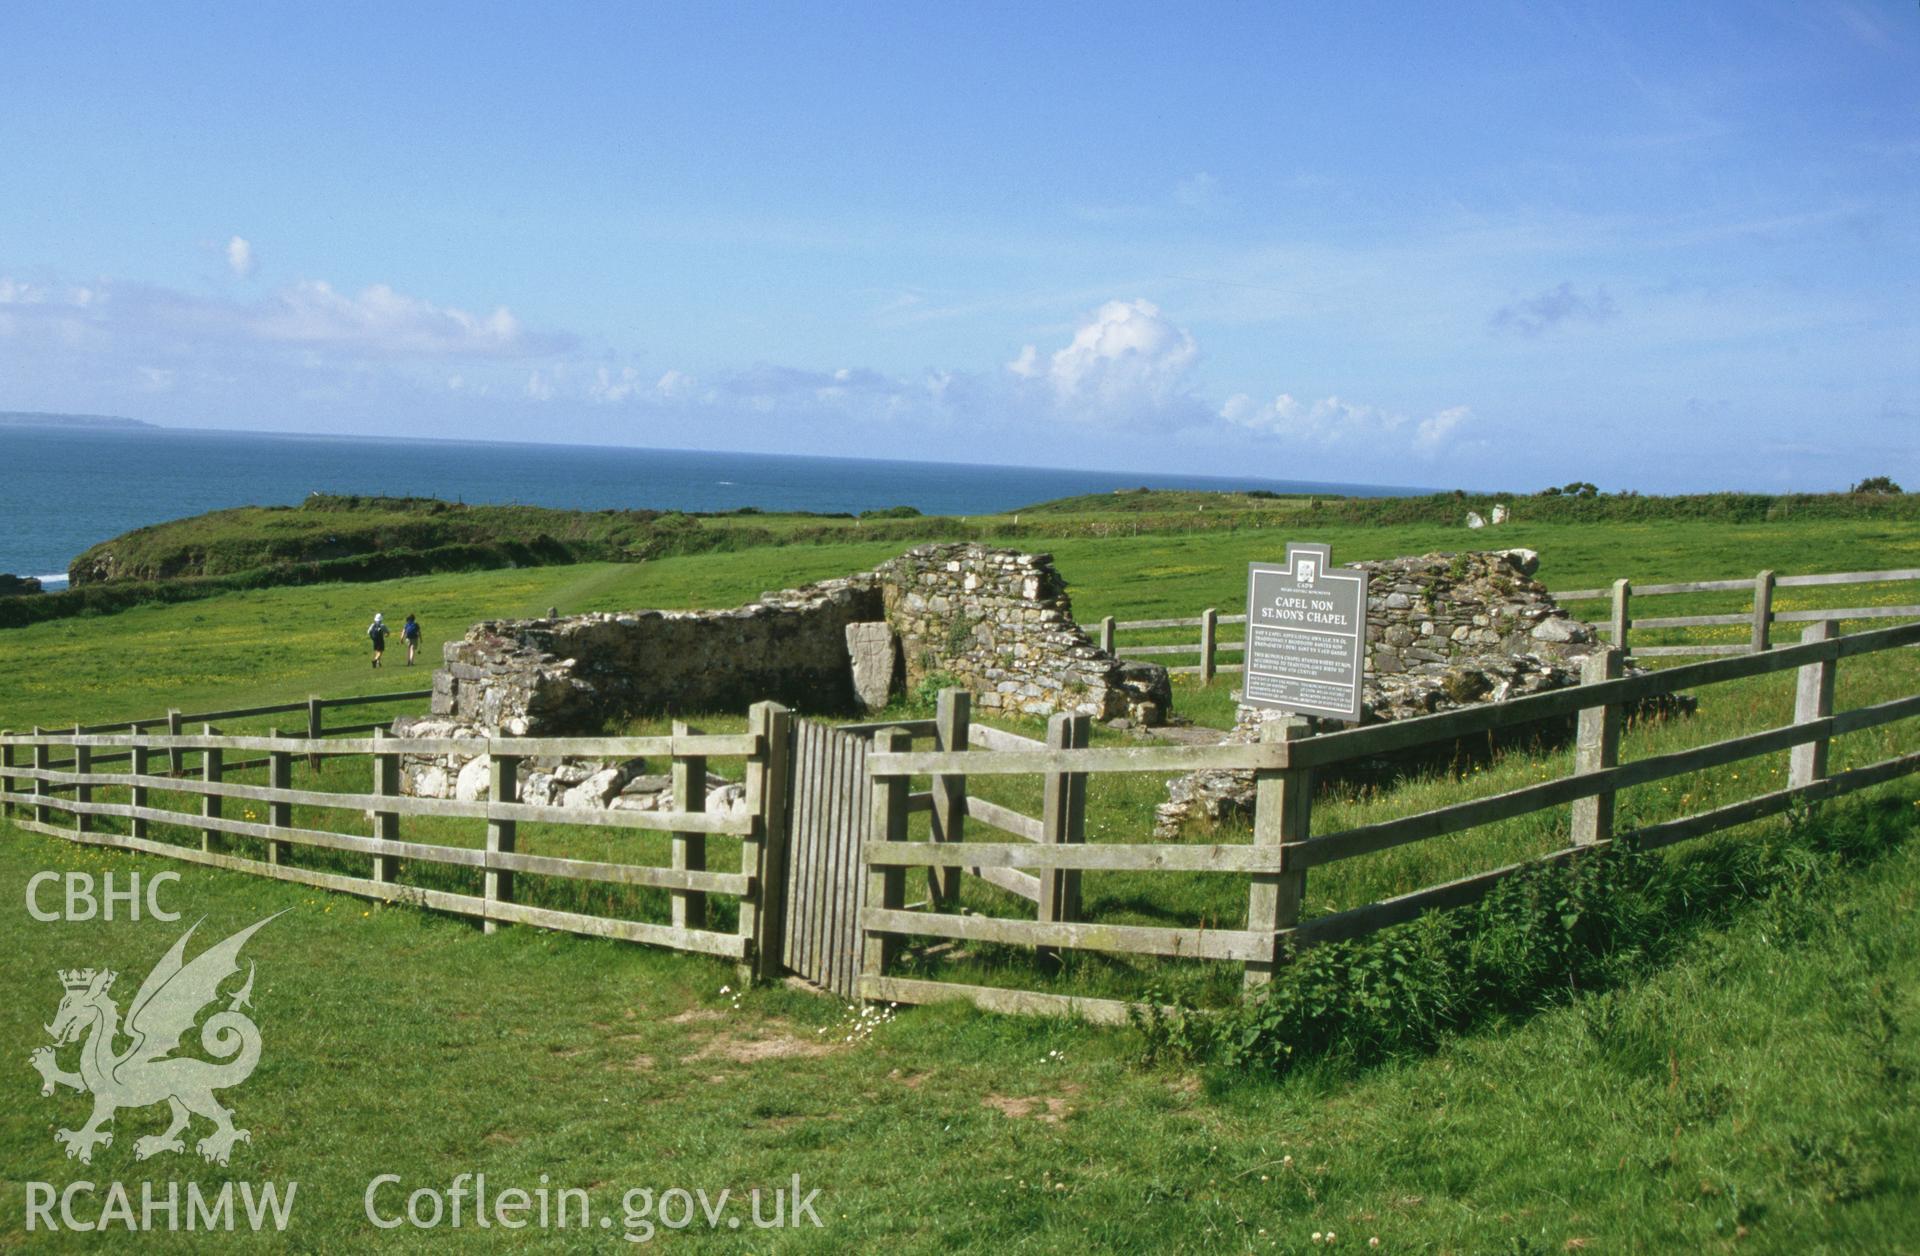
[[781, 719, 872, 998]]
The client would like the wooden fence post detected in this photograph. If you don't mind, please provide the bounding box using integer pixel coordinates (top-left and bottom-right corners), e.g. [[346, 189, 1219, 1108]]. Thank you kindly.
[[739, 701, 793, 984], [1571, 648, 1623, 846], [1752, 569, 1776, 653], [73, 724, 92, 834], [32, 728, 50, 826], [371, 729, 399, 883], [1610, 578, 1632, 656], [861, 725, 910, 986], [130, 735, 149, 840], [1246, 716, 1313, 988], [201, 724, 223, 852], [306, 696, 324, 773], [267, 727, 292, 864], [167, 708, 183, 776], [1200, 608, 1219, 685], [930, 688, 971, 906], [485, 751, 518, 934], [671, 720, 709, 931], [1790, 621, 1838, 789], [1, 732, 14, 819], [1099, 616, 1115, 655], [1036, 711, 1090, 974]]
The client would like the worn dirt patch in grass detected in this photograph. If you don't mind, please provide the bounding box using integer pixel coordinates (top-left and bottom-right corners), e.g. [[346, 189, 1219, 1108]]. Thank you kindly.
[[668, 1007, 725, 1025], [760, 1113, 845, 1130], [692, 1026, 838, 1064], [983, 1090, 1090, 1129]]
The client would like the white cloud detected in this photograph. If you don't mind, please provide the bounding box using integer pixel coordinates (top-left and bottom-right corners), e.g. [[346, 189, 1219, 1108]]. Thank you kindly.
[[655, 368, 698, 398], [0, 277, 49, 304], [2, 261, 1487, 475], [226, 236, 255, 279], [0, 272, 566, 359], [252, 280, 560, 357], [1416, 405, 1471, 450], [589, 364, 644, 403], [1008, 298, 1200, 418], [1220, 392, 1473, 455]]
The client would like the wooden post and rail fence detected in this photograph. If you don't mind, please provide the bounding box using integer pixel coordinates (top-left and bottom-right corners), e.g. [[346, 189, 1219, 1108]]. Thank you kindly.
[[16, 688, 434, 781], [1553, 566, 1920, 659], [856, 617, 1920, 1022], [1098, 565, 1920, 680], [3, 565, 1918, 1023], [1, 702, 796, 984]]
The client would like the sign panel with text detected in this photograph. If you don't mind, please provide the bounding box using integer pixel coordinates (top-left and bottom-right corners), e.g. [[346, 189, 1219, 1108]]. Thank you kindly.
[[1242, 542, 1365, 722]]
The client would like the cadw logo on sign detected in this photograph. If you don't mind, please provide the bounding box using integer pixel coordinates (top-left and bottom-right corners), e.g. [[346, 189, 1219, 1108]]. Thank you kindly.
[[30, 913, 282, 1167]]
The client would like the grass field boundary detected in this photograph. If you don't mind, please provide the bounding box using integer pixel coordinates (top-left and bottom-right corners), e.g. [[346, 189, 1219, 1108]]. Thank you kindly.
[[858, 617, 1920, 1016]]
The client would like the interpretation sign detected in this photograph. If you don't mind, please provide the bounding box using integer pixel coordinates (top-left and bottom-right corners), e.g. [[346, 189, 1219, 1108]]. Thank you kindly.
[[1243, 542, 1365, 722]]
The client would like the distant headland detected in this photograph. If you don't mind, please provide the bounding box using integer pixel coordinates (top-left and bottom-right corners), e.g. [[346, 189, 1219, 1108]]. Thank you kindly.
[[0, 410, 155, 430]]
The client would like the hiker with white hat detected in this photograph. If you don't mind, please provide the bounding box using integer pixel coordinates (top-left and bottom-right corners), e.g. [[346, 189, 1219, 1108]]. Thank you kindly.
[[367, 612, 389, 668]]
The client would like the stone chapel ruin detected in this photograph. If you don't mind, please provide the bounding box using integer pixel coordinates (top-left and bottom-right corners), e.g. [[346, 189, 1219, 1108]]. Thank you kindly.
[[397, 542, 1683, 823], [395, 544, 1170, 807], [1154, 547, 1691, 834]]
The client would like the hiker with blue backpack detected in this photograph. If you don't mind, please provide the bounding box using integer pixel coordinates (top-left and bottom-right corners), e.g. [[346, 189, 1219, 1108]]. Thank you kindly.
[[403, 613, 422, 666]]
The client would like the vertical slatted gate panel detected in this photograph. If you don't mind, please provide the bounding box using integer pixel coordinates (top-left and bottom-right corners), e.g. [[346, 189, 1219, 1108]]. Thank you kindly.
[[811, 725, 839, 989], [783, 720, 823, 982], [781, 720, 873, 999], [837, 732, 872, 999]]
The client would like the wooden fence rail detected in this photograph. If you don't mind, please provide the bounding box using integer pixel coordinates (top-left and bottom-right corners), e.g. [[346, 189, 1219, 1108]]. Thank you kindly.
[[857, 618, 1920, 1023], [1102, 609, 1246, 682], [1099, 565, 1920, 684], [9, 589, 1919, 1023], [1555, 566, 1920, 660], [1, 703, 795, 982], [43, 688, 432, 775]]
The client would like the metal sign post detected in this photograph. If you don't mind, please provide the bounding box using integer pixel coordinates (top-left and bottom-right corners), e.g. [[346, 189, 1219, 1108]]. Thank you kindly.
[[1242, 542, 1365, 723]]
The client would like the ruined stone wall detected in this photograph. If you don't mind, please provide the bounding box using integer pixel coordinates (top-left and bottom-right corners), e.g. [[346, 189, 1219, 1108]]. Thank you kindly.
[[1359, 548, 1594, 687], [875, 545, 1170, 725], [1154, 548, 1682, 836], [425, 544, 1169, 742], [432, 578, 885, 734]]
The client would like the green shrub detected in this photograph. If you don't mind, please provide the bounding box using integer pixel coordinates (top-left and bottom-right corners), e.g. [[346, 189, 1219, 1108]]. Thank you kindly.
[[908, 670, 961, 712], [1133, 794, 1913, 1078]]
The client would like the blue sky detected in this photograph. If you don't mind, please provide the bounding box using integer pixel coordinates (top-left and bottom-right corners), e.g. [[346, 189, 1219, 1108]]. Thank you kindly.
[[1, 2, 1914, 492]]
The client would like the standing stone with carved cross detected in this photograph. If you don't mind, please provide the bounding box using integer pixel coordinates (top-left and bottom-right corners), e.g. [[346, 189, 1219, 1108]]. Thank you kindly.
[[845, 622, 899, 713]]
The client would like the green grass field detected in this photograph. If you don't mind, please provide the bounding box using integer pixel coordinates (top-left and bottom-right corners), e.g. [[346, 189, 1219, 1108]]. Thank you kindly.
[[2, 514, 1918, 1250]]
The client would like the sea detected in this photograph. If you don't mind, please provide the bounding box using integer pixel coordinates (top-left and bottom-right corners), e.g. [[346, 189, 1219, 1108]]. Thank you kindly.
[[0, 425, 1425, 586]]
